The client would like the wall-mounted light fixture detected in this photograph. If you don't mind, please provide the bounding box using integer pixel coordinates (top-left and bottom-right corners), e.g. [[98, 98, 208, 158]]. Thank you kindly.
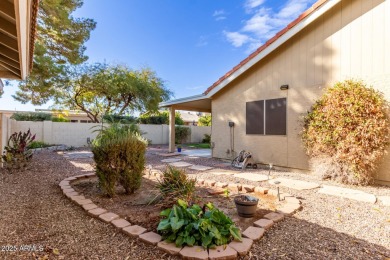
[[280, 84, 289, 90]]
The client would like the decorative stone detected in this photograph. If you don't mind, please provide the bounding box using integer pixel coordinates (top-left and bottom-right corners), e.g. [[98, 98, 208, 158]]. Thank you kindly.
[[215, 182, 228, 188], [157, 241, 182, 255], [189, 165, 213, 171], [206, 188, 225, 195], [62, 188, 74, 193], [179, 246, 208, 260], [254, 186, 268, 194], [204, 180, 216, 187], [227, 183, 240, 192], [122, 225, 147, 237], [99, 212, 119, 223], [253, 218, 274, 229], [111, 218, 131, 229], [82, 203, 98, 211], [228, 238, 253, 256], [243, 184, 255, 193], [70, 195, 85, 202], [264, 212, 284, 222], [87, 208, 107, 217], [197, 179, 205, 185], [65, 191, 79, 197], [242, 226, 265, 240], [276, 205, 300, 216], [209, 245, 237, 259], [139, 232, 162, 245]]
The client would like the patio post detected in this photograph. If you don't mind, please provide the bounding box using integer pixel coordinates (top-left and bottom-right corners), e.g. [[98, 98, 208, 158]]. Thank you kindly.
[[168, 107, 175, 153]]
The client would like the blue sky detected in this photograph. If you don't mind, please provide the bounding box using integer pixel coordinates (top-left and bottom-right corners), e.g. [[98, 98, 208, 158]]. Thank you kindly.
[[0, 0, 317, 112]]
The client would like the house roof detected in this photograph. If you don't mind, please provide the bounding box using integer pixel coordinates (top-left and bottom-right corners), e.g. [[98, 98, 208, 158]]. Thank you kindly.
[[160, 0, 341, 110], [0, 0, 39, 80]]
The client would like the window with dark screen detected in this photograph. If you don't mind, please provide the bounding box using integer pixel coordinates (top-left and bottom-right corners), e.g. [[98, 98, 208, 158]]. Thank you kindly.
[[246, 98, 286, 135]]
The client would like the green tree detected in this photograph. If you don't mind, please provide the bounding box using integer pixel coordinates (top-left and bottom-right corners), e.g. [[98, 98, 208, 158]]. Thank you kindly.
[[138, 111, 184, 125], [54, 63, 171, 122], [14, 0, 96, 104], [198, 114, 211, 126]]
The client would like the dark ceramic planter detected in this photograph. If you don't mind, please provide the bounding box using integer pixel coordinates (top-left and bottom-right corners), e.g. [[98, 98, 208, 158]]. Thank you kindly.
[[177, 147, 182, 152], [234, 195, 259, 218]]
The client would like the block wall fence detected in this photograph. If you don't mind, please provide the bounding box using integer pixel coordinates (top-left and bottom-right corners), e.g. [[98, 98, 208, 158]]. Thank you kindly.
[[0, 117, 211, 153]]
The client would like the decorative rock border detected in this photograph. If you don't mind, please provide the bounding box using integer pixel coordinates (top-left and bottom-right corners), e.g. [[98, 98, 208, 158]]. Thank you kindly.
[[60, 172, 302, 259]]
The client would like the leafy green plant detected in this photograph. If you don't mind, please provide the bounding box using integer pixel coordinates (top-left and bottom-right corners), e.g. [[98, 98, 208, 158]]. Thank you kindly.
[[2, 129, 36, 172], [202, 134, 211, 144], [302, 80, 390, 185], [11, 112, 52, 121], [92, 124, 147, 197], [103, 114, 137, 124], [198, 115, 211, 126], [157, 200, 241, 248], [157, 167, 196, 207], [175, 126, 191, 144], [138, 111, 184, 125], [27, 141, 51, 149]]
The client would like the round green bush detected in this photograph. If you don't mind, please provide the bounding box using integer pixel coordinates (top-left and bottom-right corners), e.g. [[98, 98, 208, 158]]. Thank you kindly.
[[302, 80, 390, 185]]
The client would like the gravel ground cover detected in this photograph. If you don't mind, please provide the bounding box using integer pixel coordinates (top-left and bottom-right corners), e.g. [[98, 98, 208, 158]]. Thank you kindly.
[[0, 147, 389, 260]]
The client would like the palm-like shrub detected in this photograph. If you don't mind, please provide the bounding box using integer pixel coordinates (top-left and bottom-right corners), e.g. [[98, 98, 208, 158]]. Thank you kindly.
[[302, 80, 390, 185], [92, 124, 147, 197]]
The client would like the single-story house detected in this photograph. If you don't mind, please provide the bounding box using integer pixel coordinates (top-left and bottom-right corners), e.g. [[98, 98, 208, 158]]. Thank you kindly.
[[160, 0, 390, 185], [0, 0, 39, 157]]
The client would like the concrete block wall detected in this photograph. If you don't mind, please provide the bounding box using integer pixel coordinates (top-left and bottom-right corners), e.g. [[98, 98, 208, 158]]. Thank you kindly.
[[1, 120, 211, 148]]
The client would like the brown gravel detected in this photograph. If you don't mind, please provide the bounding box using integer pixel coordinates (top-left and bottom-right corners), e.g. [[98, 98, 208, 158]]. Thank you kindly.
[[0, 147, 389, 260]]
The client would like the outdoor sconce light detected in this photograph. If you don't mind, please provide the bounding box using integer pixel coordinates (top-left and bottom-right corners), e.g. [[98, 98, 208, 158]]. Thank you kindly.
[[280, 84, 289, 90]]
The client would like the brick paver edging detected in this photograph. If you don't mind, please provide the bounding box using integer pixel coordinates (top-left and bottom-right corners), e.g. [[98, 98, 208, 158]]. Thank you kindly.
[[60, 172, 302, 259]]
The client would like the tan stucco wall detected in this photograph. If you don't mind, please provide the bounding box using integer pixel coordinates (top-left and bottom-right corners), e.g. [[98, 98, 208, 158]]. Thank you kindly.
[[211, 0, 390, 184]]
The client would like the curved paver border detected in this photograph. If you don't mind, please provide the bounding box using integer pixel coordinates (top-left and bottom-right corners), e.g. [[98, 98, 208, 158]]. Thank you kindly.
[[60, 172, 302, 259]]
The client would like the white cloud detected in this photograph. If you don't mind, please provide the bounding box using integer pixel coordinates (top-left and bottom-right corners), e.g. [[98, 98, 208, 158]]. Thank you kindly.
[[213, 9, 227, 21], [223, 31, 251, 47], [224, 0, 317, 52]]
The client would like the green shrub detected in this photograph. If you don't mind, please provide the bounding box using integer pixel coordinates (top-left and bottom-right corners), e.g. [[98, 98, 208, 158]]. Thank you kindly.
[[103, 114, 137, 124], [302, 80, 390, 185], [202, 134, 211, 143], [198, 115, 212, 126], [138, 111, 184, 125], [27, 141, 51, 149], [52, 117, 70, 122], [1, 129, 36, 172], [11, 112, 52, 121], [157, 199, 242, 248], [157, 167, 196, 206], [175, 126, 191, 144], [92, 125, 147, 197]]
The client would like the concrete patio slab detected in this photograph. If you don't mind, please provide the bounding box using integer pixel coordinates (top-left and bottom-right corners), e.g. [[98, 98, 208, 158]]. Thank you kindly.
[[161, 158, 182, 163], [206, 169, 237, 176], [157, 153, 180, 157], [318, 185, 377, 203], [269, 178, 320, 190], [180, 149, 211, 158], [234, 173, 268, 182], [169, 162, 193, 168], [189, 165, 213, 171]]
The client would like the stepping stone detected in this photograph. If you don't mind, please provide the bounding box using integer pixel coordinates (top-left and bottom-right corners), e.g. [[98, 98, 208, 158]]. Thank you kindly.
[[99, 212, 119, 223], [269, 178, 320, 190], [139, 232, 162, 245], [65, 191, 79, 197], [318, 185, 376, 203], [242, 226, 265, 240], [111, 218, 131, 229], [169, 162, 193, 168], [157, 153, 180, 157], [253, 218, 274, 229], [264, 212, 284, 222], [276, 205, 300, 216], [70, 195, 85, 202], [88, 207, 107, 217], [378, 196, 390, 206], [254, 186, 268, 194], [228, 238, 253, 256], [209, 245, 237, 259], [75, 199, 93, 206], [157, 241, 182, 255], [161, 158, 182, 163], [206, 169, 236, 175], [233, 173, 268, 182], [122, 225, 147, 237], [204, 180, 216, 187], [243, 184, 255, 193], [179, 246, 208, 260], [82, 203, 98, 211], [206, 188, 225, 195], [189, 165, 213, 171]]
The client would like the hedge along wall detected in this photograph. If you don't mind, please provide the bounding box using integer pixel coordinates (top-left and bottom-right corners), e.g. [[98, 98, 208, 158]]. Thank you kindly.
[[5, 119, 211, 147]]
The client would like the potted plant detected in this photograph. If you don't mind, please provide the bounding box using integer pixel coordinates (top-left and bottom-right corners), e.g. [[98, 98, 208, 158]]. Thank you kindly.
[[234, 195, 259, 218], [177, 144, 182, 152]]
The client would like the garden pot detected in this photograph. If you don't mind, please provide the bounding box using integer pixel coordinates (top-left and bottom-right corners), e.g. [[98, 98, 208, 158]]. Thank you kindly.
[[177, 147, 182, 152], [234, 195, 259, 218]]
